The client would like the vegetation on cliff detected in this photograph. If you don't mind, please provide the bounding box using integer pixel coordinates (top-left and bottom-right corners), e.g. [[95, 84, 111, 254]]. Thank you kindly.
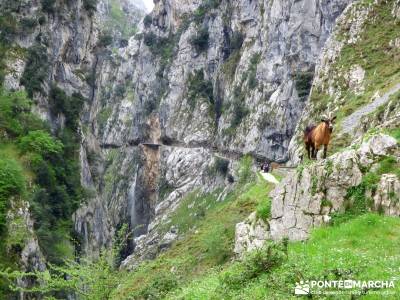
[[0, 88, 85, 295]]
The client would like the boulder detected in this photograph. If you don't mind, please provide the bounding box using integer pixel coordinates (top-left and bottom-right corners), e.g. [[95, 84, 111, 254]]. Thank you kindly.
[[234, 212, 270, 257]]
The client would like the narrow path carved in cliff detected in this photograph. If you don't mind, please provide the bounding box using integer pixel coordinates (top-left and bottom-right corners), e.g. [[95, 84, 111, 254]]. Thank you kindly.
[[341, 83, 400, 134]]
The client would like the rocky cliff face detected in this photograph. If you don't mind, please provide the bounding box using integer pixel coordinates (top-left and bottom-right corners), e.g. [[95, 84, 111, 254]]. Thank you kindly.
[[0, 0, 100, 289], [2, 0, 96, 104], [0, 0, 146, 284], [73, 0, 356, 264]]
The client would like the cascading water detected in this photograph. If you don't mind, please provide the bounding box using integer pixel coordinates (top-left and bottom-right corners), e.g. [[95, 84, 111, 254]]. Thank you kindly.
[[128, 165, 139, 233]]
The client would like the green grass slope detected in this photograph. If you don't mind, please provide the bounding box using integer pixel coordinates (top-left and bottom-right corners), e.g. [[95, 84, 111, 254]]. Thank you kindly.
[[166, 213, 400, 299], [111, 160, 275, 299]]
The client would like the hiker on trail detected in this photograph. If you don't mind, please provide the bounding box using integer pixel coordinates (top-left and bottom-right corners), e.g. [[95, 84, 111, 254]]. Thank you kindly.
[[262, 161, 270, 173]]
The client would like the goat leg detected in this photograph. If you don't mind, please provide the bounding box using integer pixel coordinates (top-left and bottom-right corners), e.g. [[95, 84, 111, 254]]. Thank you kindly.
[[311, 144, 316, 159]]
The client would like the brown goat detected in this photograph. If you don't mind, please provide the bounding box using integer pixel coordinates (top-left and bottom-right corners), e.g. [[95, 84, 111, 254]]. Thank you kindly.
[[304, 115, 336, 159]]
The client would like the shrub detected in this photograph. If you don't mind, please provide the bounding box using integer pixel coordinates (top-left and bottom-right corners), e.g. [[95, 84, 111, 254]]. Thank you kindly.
[[0, 248, 122, 299], [49, 85, 85, 130], [114, 84, 126, 98], [311, 175, 318, 196], [389, 128, 400, 142], [231, 99, 249, 129], [295, 71, 314, 100], [135, 273, 178, 299], [41, 0, 56, 14], [220, 242, 286, 289], [143, 32, 175, 63], [0, 22, 14, 83], [331, 172, 380, 225], [193, 6, 207, 24], [143, 15, 152, 27], [0, 13, 18, 43], [0, 89, 36, 138], [321, 198, 333, 208], [98, 107, 112, 130], [98, 32, 113, 47], [20, 44, 49, 98], [213, 157, 229, 176], [190, 27, 209, 52], [0, 159, 25, 199], [376, 156, 399, 177], [222, 51, 241, 80], [158, 176, 174, 200], [143, 99, 158, 116], [38, 15, 46, 25], [144, 32, 158, 48], [19, 130, 63, 158], [20, 18, 38, 34], [228, 86, 250, 130], [187, 70, 213, 107], [85, 71, 96, 87], [0, 158, 25, 233], [0, 88, 84, 267], [30, 137, 84, 263], [30, 157, 56, 188], [246, 53, 261, 89], [193, 0, 221, 24], [83, 0, 98, 15], [201, 223, 232, 264], [256, 199, 271, 221], [238, 155, 253, 184], [229, 31, 244, 52]]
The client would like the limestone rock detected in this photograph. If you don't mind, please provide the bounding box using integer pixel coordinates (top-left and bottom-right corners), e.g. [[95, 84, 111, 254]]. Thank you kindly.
[[234, 212, 270, 257], [346, 65, 365, 94], [6, 200, 46, 293], [374, 174, 400, 217], [358, 134, 398, 159]]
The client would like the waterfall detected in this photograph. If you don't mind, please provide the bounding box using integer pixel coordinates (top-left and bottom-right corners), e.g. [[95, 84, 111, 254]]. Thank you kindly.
[[128, 165, 139, 231]]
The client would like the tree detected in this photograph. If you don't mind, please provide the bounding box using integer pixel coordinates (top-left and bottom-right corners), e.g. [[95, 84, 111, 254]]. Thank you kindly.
[[0, 225, 131, 299], [19, 130, 63, 158]]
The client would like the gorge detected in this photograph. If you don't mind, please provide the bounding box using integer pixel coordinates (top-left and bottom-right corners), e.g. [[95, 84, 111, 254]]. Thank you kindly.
[[0, 0, 399, 299]]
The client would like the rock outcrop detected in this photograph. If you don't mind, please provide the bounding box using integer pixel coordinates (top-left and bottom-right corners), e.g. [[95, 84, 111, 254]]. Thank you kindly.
[[234, 212, 269, 258], [235, 134, 399, 256], [373, 174, 400, 216], [6, 200, 46, 295]]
